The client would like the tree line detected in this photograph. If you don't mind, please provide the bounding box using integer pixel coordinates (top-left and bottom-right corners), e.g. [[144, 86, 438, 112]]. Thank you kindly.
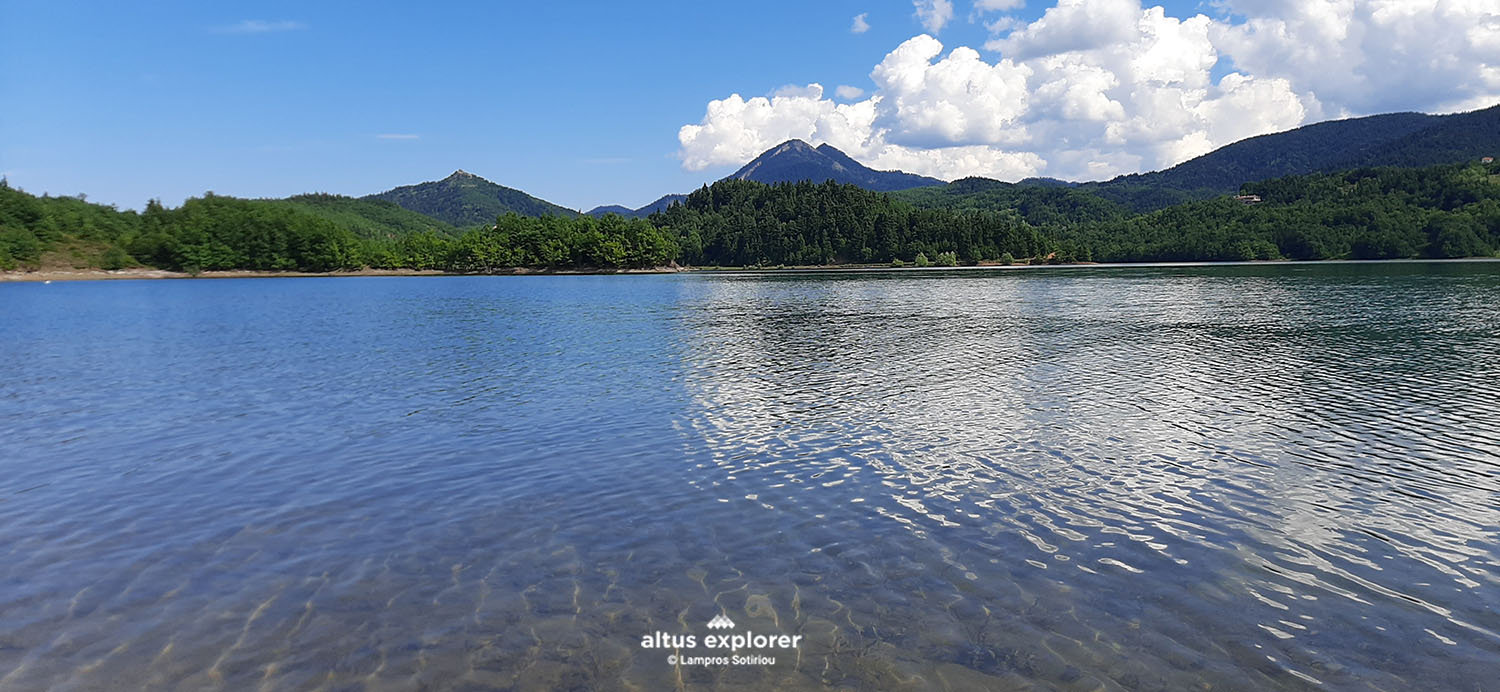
[[3, 161, 1497, 273], [0, 182, 675, 272], [653, 179, 1059, 266], [1055, 163, 1500, 262]]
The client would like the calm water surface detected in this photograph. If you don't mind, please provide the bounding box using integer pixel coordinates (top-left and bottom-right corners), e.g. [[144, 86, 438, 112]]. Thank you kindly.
[[2, 262, 1498, 691]]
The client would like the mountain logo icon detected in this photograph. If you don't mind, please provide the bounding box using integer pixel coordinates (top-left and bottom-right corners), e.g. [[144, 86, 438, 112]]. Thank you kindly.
[[706, 614, 736, 630]]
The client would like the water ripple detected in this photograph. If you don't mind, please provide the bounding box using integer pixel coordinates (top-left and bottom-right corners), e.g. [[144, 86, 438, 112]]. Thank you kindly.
[[0, 264, 1498, 690]]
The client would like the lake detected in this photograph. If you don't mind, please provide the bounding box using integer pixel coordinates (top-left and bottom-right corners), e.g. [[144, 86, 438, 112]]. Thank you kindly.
[[2, 262, 1498, 690]]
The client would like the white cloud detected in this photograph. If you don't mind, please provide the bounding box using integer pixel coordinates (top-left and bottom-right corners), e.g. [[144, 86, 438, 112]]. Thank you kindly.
[[676, 69, 1042, 181], [678, 85, 876, 171], [835, 85, 866, 99], [975, 0, 1025, 11], [375, 133, 420, 140], [985, 0, 1139, 59], [217, 19, 306, 34], [913, 0, 954, 34], [678, 0, 1500, 183], [1210, 0, 1500, 115], [870, 35, 1033, 147], [870, 145, 1045, 181], [852, 13, 871, 34]]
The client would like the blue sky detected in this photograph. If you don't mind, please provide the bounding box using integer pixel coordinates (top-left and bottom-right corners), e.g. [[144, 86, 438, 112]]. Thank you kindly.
[[2, 1, 1493, 211]]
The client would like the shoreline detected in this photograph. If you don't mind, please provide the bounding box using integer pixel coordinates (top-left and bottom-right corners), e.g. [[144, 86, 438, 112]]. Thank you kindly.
[[4, 257, 1497, 283], [0, 266, 683, 283], [715, 256, 1500, 273]]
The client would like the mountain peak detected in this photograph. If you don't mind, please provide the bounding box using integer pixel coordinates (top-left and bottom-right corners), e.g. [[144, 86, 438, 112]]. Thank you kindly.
[[363, 171, 578, 225], [584, 193, 688, 219], [726, 142, 944, 192]]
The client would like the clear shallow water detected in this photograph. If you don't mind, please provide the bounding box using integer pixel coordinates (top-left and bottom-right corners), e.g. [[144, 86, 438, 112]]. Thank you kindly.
[[1, 262, 1498, 691]]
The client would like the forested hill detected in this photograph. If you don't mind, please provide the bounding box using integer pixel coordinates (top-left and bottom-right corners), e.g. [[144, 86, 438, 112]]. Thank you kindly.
[[651, 163, 1500, 266], [1058, 163, 1500, 262], [271, 194, 454, 239], [584, 194, 689, 219], [363, 170, 577, 226], [1094, 103, 1500, 197], [0, 183, 674, 273], [891, 104, 1500, 215], [0, 188, 365, 272], [698, 104, 1500, 217], [652, 179, 1055, 266], [634, 194, 688, 216], [3, 161, 1497, 274], [889, 178, 1131, 226]]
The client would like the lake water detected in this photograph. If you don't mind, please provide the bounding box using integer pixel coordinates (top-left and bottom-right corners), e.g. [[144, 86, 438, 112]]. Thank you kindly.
[[2, 262, 1499, 691]]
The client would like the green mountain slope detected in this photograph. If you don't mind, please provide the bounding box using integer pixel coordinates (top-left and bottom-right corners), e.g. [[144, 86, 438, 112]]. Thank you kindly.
[[363, 170, 578, 227], [0, 183, 371, 272], [636, 193, 687, 216], [272, 193, 455, 239], [1099, 112, 1440, 194], [889, 178, 1130, 226], [892, 104, 1500, 215], [1335, 105, 1500, 170], [1093, 103, 1500, 203], [0, 183, 143, 270], [655, 179, 1053, 266], [5, 161, 1498, 274], [1058, 162, 1500, 262]]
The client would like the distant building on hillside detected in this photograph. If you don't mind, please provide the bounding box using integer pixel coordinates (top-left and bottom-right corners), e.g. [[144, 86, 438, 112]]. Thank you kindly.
[[1483, 156, 1495, 164], [1234, 194, 1262, 205]]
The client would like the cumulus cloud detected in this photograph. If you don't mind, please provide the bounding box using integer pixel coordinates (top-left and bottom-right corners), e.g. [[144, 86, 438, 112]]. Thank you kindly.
[[835, 85, 866, 99], [913, 0, 954, 34], [678, 0, 1500, 183], [677, 69, 1043, 181], [870, 35, 1032, 148], [1211, 0, 1500, 115], [986, 0, 1139, 59], [678, 85, 866, 171], [852, 13, 871, 34]]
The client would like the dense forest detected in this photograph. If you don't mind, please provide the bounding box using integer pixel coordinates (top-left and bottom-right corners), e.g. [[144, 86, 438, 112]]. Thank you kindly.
[[889, 178, 1131, 225], [364, 213, 678, 271], [273, 194, 455, 239], [652, 179, 1057, 266], [1057, 163, 1500, 262], [2, 160, 1497, 273], [0, 182, 673, 272], [655, 162, 1499, 265]]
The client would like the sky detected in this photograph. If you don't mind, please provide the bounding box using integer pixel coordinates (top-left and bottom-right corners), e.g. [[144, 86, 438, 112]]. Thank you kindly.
[[2, 0, 1497, 212]]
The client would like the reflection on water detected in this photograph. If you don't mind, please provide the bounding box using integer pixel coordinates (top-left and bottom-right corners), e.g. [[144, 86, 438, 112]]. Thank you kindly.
[[1, 262, 1498, 690]]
